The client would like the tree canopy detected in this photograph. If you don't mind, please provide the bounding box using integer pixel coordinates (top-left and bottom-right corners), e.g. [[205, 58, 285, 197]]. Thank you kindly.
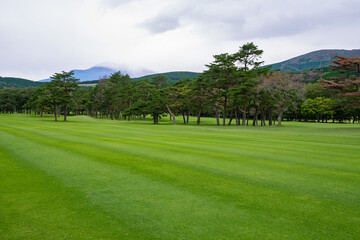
[[1, 43, 359, 124]]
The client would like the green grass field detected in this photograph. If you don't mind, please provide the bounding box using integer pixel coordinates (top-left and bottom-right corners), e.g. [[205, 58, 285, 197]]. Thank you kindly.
[[1, 114, 360, 239]]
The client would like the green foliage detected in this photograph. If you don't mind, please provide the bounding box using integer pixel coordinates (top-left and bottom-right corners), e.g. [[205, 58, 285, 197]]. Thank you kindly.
[[151, 75, 169, 89], [320, 67, 355, 80], [305, 83, 330, 99], [146, 75, 169, 123], [202, 42, 269, 125], [0, 87, 35, 113], [301, 97, 335, 122], [37, 71, 81, 121], [258, 72, 305, 125], [3, 46, 359, 124]]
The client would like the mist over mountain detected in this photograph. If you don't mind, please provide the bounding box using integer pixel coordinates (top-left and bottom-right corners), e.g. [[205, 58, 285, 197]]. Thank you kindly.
[[39, 65, 154, 82]]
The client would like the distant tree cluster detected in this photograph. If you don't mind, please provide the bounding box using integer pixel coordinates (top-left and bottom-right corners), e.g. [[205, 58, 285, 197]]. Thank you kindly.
[[1, 43, 360, 124], [19, 71, 80, 121], [0, 88, 35, 114]]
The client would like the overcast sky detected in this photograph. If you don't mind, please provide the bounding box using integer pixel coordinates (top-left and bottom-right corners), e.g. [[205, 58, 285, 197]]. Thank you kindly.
[[1, 0, 360, 80]]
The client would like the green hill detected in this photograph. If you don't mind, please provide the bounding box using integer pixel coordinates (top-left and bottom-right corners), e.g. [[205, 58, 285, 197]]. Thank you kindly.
[[134, 71, 201, 83], [78, 71, 201, 86], [0, 77, 42, 89], [266, 49, 360, 72]]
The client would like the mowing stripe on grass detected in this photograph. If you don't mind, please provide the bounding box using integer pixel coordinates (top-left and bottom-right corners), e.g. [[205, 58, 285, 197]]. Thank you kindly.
[[1, 114, 360, 239]]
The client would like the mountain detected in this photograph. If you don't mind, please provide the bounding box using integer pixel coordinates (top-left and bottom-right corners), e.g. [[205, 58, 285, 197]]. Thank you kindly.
[[134, 71, 201, 83], [0, 77, 42, 89], [267, 49, 360, 72], [39, 65, 155, 82], [39, 66, 120, 82], [37, 49, 360, 83]]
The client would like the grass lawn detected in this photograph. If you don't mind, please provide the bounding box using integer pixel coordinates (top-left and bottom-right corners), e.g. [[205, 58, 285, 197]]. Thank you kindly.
[[1, 114, 360, 239]]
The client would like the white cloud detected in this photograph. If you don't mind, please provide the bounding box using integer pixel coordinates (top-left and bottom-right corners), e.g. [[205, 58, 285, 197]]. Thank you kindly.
[[0, 0, 360, 80]]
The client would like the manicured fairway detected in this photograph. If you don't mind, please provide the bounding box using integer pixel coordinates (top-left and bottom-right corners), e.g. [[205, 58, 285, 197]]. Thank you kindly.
[[1, 114, 360, 239]]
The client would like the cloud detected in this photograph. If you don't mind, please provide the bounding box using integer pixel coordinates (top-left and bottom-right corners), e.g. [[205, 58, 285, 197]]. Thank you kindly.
[[96, 62, 155, 77], [138, 14, 181, 34], [1, 0, 360, 80], [100, 0, 133, 7], [167, 0, 360, 41]]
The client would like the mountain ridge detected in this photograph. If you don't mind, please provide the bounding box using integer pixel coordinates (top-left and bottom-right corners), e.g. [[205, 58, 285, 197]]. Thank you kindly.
[[133, 71, 201, 82], [266, 49, 360, 72], [0, 77, 43, 89], [39, 66, 121, 82], [4, 49, 360, 88]]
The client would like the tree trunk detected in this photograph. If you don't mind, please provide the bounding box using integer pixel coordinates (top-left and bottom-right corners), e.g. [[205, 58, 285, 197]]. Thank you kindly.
[[268, 108, 273, 126], [166, 104, 176, 125], [241, 105, 247, 125], [182, 113, 186, 124], [253, 110, 258, 126], [197, 110, 202, 125], [228, 110, 233, 126], [53, 102, 57, 121], [222, 96, 227, 126], [278, 112, 283, 126], [261, 109, 266, 126], [215, 108, 220, 126], [235, 110, 240, 125], [228, 117, 233, 126], [64, 104, 67, 121], [153, 114, 159, 124]]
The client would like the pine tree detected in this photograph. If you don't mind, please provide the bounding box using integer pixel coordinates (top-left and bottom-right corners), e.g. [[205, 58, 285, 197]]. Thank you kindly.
[[320, 55, 360, 107], [49, 71, 79, 121]]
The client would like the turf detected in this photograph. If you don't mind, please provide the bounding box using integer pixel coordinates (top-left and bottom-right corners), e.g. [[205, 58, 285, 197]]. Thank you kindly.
[[0, 114, 360, 239]]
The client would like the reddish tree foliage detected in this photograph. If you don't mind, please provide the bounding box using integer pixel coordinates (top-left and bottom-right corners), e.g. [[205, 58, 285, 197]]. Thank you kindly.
[[320, 55, 360, 106]]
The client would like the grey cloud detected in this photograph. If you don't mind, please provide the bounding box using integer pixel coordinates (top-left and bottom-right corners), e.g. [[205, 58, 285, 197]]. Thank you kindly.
[[2, 0, 360, 80], [139, 14, 181, 34], [100, 0, 135, 7], [170, 0, 360, 40]]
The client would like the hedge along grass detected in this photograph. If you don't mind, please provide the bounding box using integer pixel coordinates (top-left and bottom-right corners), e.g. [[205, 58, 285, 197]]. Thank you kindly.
[[0, 114, 360, 239]]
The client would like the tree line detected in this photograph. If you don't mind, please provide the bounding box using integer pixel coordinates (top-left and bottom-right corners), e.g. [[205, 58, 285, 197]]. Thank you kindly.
[[1, 42, 359, 125]]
